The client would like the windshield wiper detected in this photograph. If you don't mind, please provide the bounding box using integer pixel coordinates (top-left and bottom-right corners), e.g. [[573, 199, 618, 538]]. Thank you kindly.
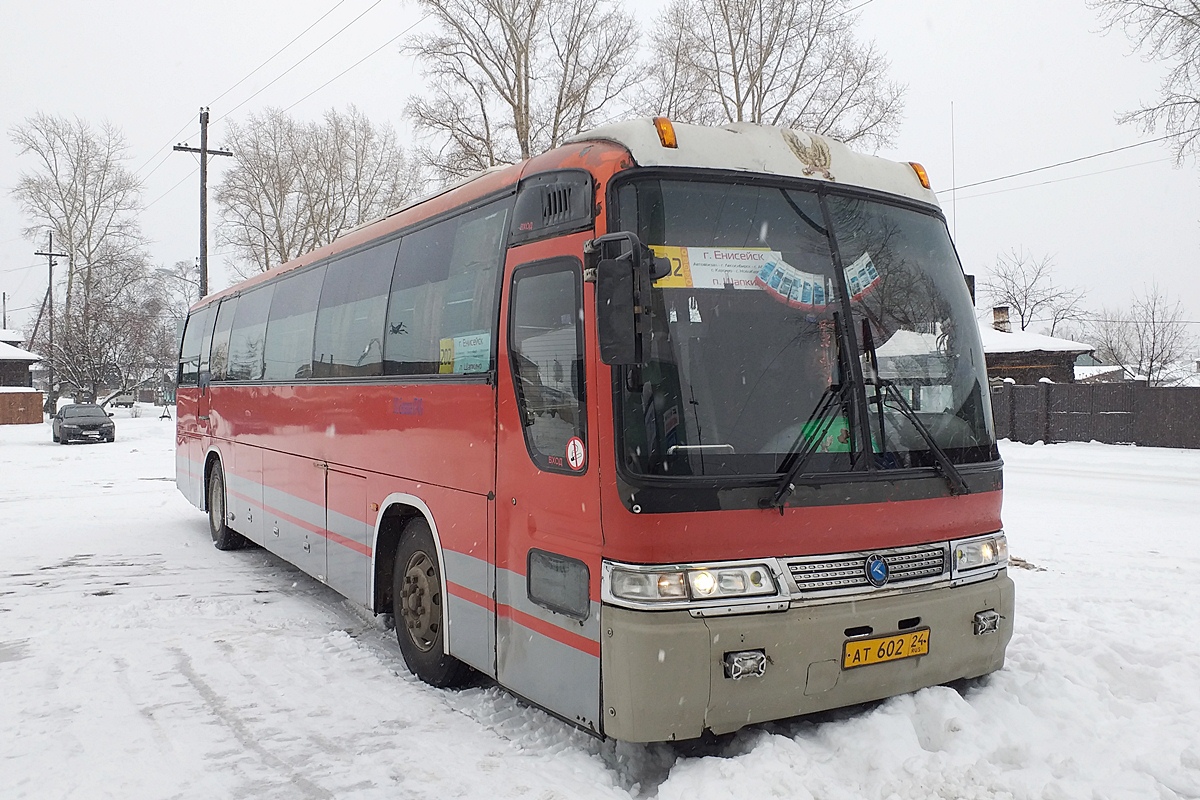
[[767, 380, 851, 510], [768, 312, 855, 511], [860, 320, 970, 496]]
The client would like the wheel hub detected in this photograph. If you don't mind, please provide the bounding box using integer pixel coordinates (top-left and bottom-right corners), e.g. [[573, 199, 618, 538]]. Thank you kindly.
[[400, 552, 439, 652]]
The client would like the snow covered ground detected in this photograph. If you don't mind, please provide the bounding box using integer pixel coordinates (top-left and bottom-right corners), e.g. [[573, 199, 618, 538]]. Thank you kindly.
[[2, 410, 1199, 799]]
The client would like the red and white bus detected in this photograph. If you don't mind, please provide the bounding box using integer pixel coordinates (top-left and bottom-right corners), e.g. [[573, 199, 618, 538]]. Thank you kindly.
[[176, 117, 1013, 743]]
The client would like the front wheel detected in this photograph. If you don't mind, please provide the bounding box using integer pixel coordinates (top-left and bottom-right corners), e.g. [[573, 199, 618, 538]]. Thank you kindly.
[[207, 462, 245, 551], [393, 518, 472, 688]]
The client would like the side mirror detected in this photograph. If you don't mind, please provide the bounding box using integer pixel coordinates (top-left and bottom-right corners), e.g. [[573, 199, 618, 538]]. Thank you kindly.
[[596, 258, 639, 365], [590, 231, 666, 366]]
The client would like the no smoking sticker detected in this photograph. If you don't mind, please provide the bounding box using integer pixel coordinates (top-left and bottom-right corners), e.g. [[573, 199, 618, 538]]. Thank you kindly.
[[566, 437, 586, 471]]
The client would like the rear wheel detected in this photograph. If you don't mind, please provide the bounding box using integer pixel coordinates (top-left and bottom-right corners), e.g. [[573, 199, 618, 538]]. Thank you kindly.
[[393, 517, 472, 688], [207, 462, 245, 551]]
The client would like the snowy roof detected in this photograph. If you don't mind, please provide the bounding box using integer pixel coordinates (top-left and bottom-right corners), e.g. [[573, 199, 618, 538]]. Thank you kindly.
[[570, 119, 938, 206], [0, 329, 24, 345], [0, 385, 40, 393], [876, 329, 938, 357], [977, 325, 1093, 354], [1075, 365, 1127, 381], [0, 340, 40, 362]]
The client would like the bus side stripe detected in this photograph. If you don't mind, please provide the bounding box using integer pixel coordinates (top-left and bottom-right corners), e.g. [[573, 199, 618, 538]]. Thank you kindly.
[[497, 603, 601, 659], [447, 580, 495, 613], [227, 483, 373, 556]]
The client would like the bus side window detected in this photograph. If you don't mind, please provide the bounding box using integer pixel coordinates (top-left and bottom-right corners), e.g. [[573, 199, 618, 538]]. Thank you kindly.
[[263, 265, 326, 381], [209, 297, 239, 382], [509, 261, 586, 474], [178, 305, 214, 386], [227, 285, 275, 381], [313, 239, 399, 378], [383, 197, 511, 376]]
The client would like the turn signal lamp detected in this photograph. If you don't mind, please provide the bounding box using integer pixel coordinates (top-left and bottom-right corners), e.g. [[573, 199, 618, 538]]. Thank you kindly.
[[908, 162, 931, 189], [653, 116, 678, 148]]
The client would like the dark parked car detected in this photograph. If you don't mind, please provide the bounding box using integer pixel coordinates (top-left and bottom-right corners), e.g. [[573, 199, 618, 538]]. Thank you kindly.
[[52, 403, 116, 444]]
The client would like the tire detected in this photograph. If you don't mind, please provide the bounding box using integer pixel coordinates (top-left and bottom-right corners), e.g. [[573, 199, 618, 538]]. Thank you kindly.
[[393, 518, 472, 688], [206, 462, 245, 551]]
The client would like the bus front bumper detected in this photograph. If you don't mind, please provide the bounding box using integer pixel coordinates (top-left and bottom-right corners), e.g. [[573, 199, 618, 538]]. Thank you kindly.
[[599, 572, 1014, 742]]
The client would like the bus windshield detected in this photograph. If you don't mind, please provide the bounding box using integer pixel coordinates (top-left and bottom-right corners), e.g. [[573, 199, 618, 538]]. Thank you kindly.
[[613, 177, 996, 479]]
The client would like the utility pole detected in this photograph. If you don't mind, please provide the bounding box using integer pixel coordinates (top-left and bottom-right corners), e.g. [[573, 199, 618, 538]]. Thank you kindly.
[[174, 107, 232, 298], [35, 232, 68, 413]]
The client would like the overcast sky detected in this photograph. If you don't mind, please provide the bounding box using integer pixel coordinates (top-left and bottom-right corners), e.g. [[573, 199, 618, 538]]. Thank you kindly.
[[2, 0, 1198, 339]]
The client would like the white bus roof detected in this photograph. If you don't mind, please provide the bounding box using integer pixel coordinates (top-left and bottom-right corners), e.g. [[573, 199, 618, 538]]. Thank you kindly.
[[570, 119, 940, 207]]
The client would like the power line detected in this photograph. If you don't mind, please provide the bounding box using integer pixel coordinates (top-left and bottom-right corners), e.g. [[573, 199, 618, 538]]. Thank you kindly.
[[210, 0, 351, 108], [215, 0, 385, 124], [282, 14, 431, 113], [126, 2, 389, 214], [131, 0, 352, 182], [949, 128, 1200, 192], [953, 157, 1173, 200], [143, 167, 199, 211]]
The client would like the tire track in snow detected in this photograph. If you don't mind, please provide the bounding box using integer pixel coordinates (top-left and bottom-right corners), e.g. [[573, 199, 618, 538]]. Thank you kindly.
[[170, 647, 334, 800]]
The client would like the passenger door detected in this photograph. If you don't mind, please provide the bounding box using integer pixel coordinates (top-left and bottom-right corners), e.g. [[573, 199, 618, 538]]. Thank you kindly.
[[494, 255, 604, 734]]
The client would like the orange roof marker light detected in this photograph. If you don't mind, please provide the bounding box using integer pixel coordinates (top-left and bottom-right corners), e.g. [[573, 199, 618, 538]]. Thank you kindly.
[[907, 162, 931, 190], [653, 117, 678, 149]]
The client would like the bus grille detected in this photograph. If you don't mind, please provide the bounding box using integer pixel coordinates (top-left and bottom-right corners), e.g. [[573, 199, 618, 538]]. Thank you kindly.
[[785, 544, 948, 597]]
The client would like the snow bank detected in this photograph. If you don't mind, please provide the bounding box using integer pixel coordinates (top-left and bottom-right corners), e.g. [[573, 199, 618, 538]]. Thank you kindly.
[[1, 416, 1198, 798]]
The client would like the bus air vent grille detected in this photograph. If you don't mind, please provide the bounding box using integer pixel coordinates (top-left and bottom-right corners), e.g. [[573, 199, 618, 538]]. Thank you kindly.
[[785, 544, 948, 597], [542, 186, 573, 225]]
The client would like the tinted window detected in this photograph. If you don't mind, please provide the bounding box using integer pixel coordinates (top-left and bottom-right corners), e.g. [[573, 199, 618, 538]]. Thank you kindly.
[[178, 305, 214, 386], [264, 265, 326, 381], [383, 199, 510, 376], [209, 297, 238, 382], [227, 285, 274, 381], [313, 240, 399, 378], [62, 404, 107, 419], [510, 262, 586, 474]]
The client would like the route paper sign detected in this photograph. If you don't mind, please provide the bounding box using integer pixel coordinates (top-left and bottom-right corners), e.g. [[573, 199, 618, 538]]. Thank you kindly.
[[438, 331, 490, 374], [651, 246, 767, 290]]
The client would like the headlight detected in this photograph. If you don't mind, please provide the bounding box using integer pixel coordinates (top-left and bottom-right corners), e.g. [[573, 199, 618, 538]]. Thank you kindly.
[[61, 424, 79, 430], [610, 569, 686, 601], [687, 566, 775, 598], [609, 563, 778, 603], [952, 533, 1007, 574]]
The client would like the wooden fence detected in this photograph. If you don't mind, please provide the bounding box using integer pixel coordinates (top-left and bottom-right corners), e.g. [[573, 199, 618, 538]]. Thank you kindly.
[[0, 390, 43, 425], [990, 382, 1200, 449]]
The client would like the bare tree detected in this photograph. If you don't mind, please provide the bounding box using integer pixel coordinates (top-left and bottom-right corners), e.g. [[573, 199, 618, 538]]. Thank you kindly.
[[216, 106, 423, 279], [1089, 0, 1200, 163], [642, 0, 905, 150], [156, 258, 203, 321], [26, 273, 177, 403], [9, 113, 167, 404], [981, 249, 1088, 335], [405, 0, 642, 181], [1088, 284, 1195, 385]]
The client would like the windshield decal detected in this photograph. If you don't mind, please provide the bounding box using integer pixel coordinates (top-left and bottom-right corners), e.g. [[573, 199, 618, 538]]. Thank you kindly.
[[844, 252, 881, 301]]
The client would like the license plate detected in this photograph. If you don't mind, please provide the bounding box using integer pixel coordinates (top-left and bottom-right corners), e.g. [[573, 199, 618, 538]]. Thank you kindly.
[[842, 629, 930, 669]]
